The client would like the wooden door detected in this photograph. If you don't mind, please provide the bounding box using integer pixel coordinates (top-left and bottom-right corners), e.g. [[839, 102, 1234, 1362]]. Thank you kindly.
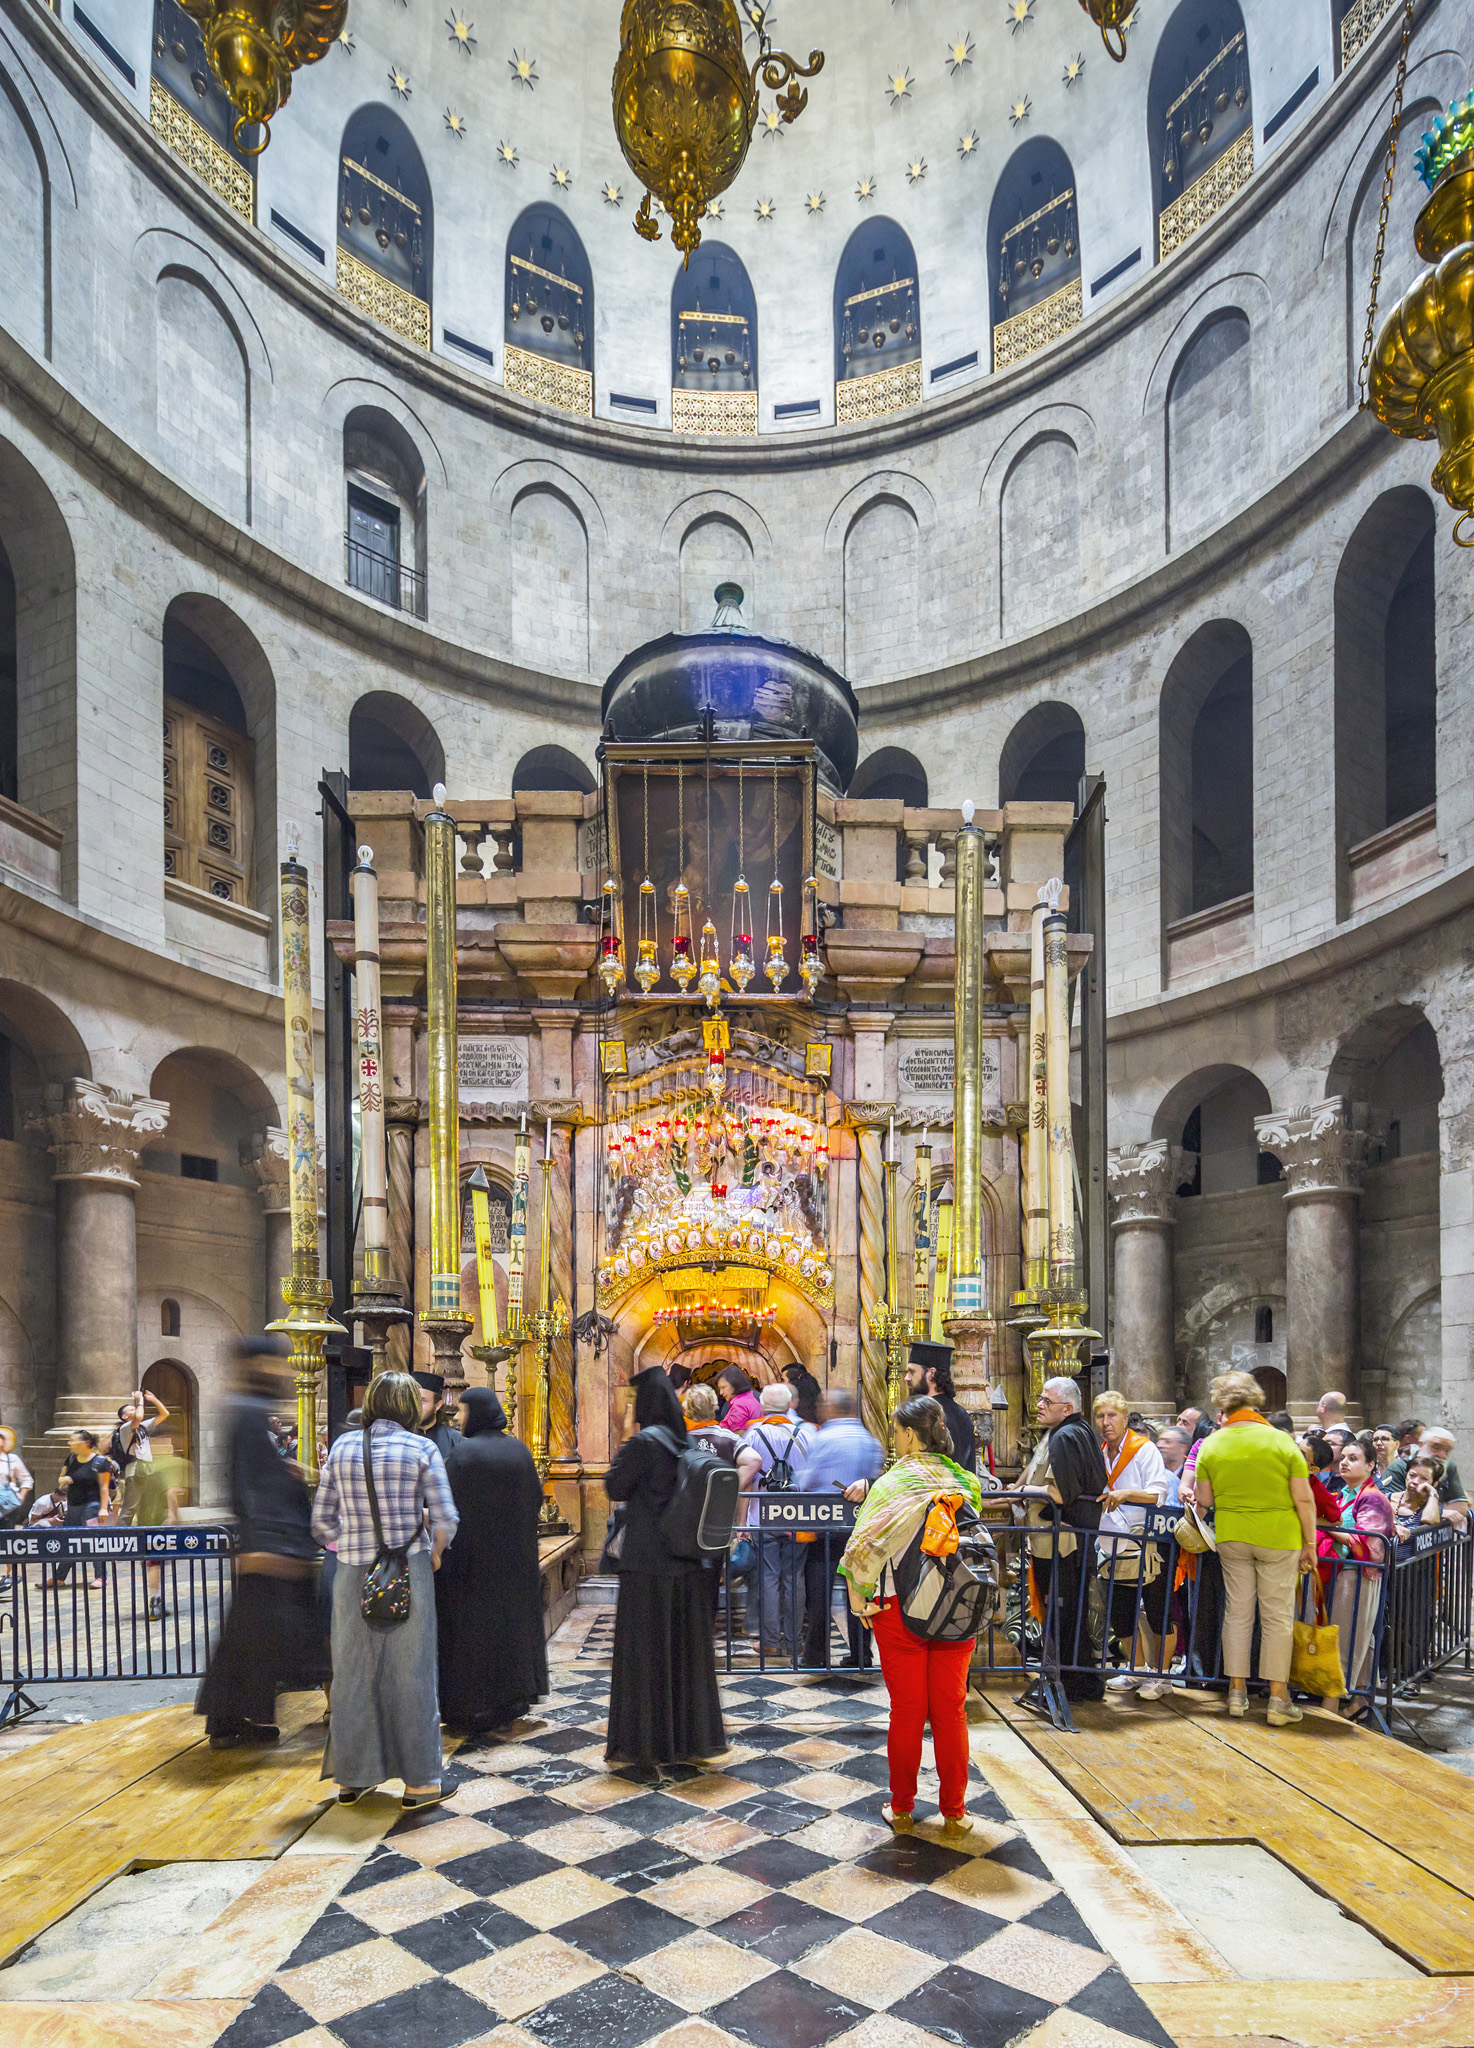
[[163, 696, 255, 906]]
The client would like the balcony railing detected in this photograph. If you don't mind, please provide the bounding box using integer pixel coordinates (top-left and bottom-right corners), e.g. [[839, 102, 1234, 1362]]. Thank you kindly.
[[345, 536, 427, 620], [992, 276, 1083, 373], [150, 80, 254, 224], [1341, 0, 1397, 68], [1159, 128, 1255, 261], [336, 246, 432, 351], [672, 388, 759, 436], [834, 357, 922, 427]]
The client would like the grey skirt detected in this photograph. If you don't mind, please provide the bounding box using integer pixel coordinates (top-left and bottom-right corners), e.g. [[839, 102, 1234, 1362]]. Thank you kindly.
[[322, 1549, 443, 1790]]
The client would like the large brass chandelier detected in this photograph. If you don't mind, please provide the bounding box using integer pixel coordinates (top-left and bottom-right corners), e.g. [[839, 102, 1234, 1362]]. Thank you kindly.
[[1076, 0, 1134, 63], [612, 0, 824, 264], [178, 0, 345, 153]]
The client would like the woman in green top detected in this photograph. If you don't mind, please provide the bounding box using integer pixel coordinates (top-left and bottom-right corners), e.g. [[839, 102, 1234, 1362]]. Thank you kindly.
[[1192, 1370, 1316, 1727]]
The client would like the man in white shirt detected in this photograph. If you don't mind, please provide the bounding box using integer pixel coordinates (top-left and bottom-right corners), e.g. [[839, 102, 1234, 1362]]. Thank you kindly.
[[745, 1382, 808, 1658], [1093, 1393, 1171, 1700]]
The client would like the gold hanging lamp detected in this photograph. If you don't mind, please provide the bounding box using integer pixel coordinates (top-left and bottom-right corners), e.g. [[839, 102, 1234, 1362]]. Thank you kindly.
[[176, 0, 345, 153], [729, 760, 755, 993], [597, 875, 626, 996], [612, 0, 823, 264], [1075, 0, 1133, 63]]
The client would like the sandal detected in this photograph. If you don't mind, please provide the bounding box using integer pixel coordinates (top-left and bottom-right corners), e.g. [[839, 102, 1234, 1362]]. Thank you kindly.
[[401, 1786, 447, 1813]]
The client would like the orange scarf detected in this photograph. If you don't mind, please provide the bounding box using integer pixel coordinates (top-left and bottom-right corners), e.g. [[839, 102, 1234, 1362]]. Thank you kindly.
[[1106, 1428, 1148, 1489]]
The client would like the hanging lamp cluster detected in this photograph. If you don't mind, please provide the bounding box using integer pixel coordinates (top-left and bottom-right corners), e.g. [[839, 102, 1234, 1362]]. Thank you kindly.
[[611, 0, 823, 265], [177, 0, 345, 153]]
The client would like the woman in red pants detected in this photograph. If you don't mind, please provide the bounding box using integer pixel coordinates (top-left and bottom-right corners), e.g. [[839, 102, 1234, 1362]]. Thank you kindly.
[[839, 1396, 983, 1837]]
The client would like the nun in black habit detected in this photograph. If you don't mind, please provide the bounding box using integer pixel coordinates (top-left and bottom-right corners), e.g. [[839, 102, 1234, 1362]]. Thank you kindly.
[[605, 1366, 725, 1766], [436, 1387, 548, 1732]]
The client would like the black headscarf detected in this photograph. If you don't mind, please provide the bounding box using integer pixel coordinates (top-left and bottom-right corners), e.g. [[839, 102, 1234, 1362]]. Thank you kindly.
[[632, 1366, 687, 1438], [461, 1387, 508, 1438]]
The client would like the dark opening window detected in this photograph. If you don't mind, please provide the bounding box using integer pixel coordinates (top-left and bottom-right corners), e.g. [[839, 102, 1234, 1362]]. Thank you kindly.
[[834, 219, 920, 385], [0, 539, 15, 805], [1149, 2, 1252, 235], [505, 205, 594, 374], [672, 243, 758, 393], [1191, 654, 1253, 913], [1254, 1305, 1273, 1345], [1177, 1104, 1202, 1197], [1384, 527, 1436, 826], [161, 1298, 181, 1337], [180, 1153, 219, 1181], [1256, 1150, 1284, 1185], [346, 486, 402, 608], [988, 139, 1080, 327], [337, 104, 432, 307]]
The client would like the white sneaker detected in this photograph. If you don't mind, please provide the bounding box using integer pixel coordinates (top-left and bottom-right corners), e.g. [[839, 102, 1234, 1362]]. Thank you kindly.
[[1267, 1700, 1304, 1727], [1107, 1673, 1140, 1693], [1137, 1678, 1170, 1701]]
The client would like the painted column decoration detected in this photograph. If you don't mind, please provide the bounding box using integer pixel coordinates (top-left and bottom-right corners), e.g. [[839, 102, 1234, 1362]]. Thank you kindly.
[[266, 830, 345, 1478], [856, 1118, 890, 1448], [420, 785, 473, 1387], [1025, 901, 1050, 1297], [1041, 880, 1075, 1292], [949, 804, 985, 1313], [1107, 1140, 1182, 1412], [913, 1134, 932, 1331], [508, 1120, 531, 1347], [1253, 1098, 1366, 1407], [352, 846, 410, 1373]]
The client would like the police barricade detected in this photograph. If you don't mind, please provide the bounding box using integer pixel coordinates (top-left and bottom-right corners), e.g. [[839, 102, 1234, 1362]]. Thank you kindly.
[[0, 1525, 236, 1727], [1381, 1521, 1473, 1714]]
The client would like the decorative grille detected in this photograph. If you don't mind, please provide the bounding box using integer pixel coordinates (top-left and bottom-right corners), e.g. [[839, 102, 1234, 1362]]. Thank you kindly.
[[992, 276, 1083, 373], [671, 388, 759, 436], [834, 357, 923, 426], [1340, 0, 1397, 67], [336, 245, 432, 350], [1158, 128, 1255, 261], [504, 342, 595, 417], [150, 80, 254, 224]]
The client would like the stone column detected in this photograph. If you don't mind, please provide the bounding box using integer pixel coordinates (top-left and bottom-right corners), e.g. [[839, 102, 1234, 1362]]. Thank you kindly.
[[544, 1115, 580, 1525], [855, 1112, 891, 1446], [248, 1129, 293, 1329], [385, 1097, 418, 1373], [31, 1080, 170, 1439], [1107, 1140, 1182, 1415], [1254, 1098, 1366, 1408]]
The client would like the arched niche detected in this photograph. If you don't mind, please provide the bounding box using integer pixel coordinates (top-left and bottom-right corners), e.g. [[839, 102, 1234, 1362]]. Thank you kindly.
[[679, 516, 755, 632], [1159, 619, 1253, 927], [343, 405, 429, 617], [0, 439, 76, 893], [849, 748, 928, 806], [510, 485, 590, 676], [987, 138, 1080, 356], [150, 0, 260, 173], [1166, 309, 1253, 547], [506, 204, 593, 376], [512, 745, 595, 795], [147, 1045, 278, 1189], [0, 980, 89, 1140], [833, 218, 920, 388], [671, 242, 757, 400], [999, 434, 1081, 635], [1153, 1063, 1276, 1196], [155, 269, 250, 525], [1328, 1005, 1443, 1160], [162, 595, 276, 914], [843, 495, 918, 686], [1149, 0, 1251, 253], [338, 104, 433, 312], [999, 703, 1085, 808], [349, 691, 444, 798], [0, 63, 50, 357]]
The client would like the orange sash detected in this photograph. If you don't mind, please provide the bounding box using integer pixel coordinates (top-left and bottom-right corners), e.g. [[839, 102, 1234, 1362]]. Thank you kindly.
[[921, 1492, 964, 1558]]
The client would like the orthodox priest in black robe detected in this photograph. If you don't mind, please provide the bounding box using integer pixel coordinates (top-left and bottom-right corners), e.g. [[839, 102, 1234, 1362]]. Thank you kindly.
[[436, 1387, 548, 1732], [604, 1366, 725, 1766]]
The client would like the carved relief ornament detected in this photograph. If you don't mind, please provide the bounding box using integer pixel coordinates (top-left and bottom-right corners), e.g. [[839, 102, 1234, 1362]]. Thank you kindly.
[[1107, 1139, 1183, 1226], [1253, 1097, 1366, 1197]]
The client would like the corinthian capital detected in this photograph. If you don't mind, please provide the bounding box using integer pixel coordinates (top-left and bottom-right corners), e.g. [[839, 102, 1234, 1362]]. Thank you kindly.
[[30, 1079, 170, 1185], [245, 1127, 326, 1214], [1107, 1139, 1182, 1226], [1253, 1096, 1366, 1197]]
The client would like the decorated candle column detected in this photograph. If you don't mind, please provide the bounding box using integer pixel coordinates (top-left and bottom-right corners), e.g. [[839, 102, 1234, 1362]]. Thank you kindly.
[[419, 787, 473, 1391], [351, 846, 411, 1374]]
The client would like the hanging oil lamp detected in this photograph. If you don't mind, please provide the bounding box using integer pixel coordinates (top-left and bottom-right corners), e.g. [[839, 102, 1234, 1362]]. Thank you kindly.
[[764, 877, 788, 990], [697, 916, 723, 1008], [176, 0, 345, 153], [634, 877, 660, 992], [597, 875, 625, 996], [799, 872, 822, 995], [730, 876, 755, 991], [1075, 0, 1132, 63], [670, 882, 697, 990]]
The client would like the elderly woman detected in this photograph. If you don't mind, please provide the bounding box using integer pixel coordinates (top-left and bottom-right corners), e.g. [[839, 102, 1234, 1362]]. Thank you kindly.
[[312, 1370, 458, 1810], [1389, 1453, 1444, 1536], [1321, 1434, 1395, 1709], [1192, 1370, 1316, 1726], [1093, 1392, 1173, 1701], [841, 1396, 983, 1837]]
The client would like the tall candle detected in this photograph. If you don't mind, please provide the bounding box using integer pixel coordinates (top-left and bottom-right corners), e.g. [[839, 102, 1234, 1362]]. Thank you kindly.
[[467, 1164, 500, 1346], [1026, 899, 1050, 1293], [352, 846, 389, 1285], [913, 1136, 932, 1328], [424, 785, 462, 1320], [1041, 879, 1075, 1289], [508, 1118, 530, 1329], [280, 831, 318, 1266], [540, 1121, 554, 1315]]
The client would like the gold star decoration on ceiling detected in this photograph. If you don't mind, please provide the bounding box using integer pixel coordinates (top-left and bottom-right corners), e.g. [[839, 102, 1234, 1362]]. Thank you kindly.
[[761, 106, 785, 137], [855, 173, 878, 201], [754, 195, 777, 222], [444, 109, 467, 138], [336, 25, 353, 51], [1008, 94, 1032, 126], [957, 127, 980, 158], [509, 49, 537, 89], [497, 139, 518, 166], [886, 68, 914, 107], [1063, 52, 1086, 86], [550, 164, 572, 189], [387, 66, 411, 99], [1006, 0, 1034, 29], [806, 190, 825, 213], [705, 197, 725, 218], [947, 33, 974, 75], [906, 157, 927, 183], [445, 14, 475, 55], [602, 180, 622, 206]]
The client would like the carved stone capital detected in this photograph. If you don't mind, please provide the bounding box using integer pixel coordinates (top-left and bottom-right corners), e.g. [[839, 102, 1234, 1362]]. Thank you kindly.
[[246, 1126, 325, 1214], [1254, 1096, 1366, 1199], [1108, 1140, 1183, 1227], [29, 1079, 170, 1186], [384, 1094, 422, 1128]]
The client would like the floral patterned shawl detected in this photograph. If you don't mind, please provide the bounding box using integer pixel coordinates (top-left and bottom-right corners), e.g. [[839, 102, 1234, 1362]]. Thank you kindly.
[[838, 1451, 983, 1597]]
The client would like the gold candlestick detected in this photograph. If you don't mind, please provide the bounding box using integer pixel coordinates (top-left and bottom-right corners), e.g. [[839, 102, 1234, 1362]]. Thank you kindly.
[[267, 829, 345, 1476], [950, 805, 985, 1317], [467, 1163, 516, 1415], [870, 1120, 912, 1463], [518, 1119, 569, 1532], [351, 845, 410, 1375], [419, 786, 473, 1386], [1030, 879, 1099, 1410]]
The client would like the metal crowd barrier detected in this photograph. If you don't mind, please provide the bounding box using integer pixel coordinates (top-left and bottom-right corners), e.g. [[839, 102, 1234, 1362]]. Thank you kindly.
[[0, 1525, 236, 1727], [1379, 1521, 1473, 1726]]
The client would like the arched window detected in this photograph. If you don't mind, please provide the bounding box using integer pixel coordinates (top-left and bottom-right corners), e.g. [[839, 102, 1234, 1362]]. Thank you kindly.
[[1329, 1007, 1443, 1161], [504, 205, 593, 417], [671, 244, 758, 436], [337, 105, 433, 348], [849, 749, 927, 807], [1154, 1065, 1276, 1196], [1160, 621, 1254, 937], [161, 1298, 181, 1338], [349, 692, 444, 797], [1335, 488, 1437, 915], [150, 0, 257, 219], [999, 703, 1085, 808], [833, 219, 921, 425], [1151, 1, 1252, 261], [988, 139, 1081, 371], [343, 407, 428, 619], [512, 745, 595, 795]]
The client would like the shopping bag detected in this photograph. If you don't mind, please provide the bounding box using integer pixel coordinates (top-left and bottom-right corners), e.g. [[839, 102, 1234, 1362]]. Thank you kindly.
[[1289, 1572, 1346, 1698]]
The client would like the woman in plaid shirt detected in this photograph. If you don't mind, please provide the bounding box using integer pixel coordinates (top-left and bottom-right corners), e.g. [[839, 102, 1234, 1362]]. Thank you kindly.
[[313, 1371, 459, 1809]]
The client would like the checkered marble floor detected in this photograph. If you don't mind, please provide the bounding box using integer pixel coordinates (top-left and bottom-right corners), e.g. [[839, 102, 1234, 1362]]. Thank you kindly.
[[216, 1664, 1178, 2048]]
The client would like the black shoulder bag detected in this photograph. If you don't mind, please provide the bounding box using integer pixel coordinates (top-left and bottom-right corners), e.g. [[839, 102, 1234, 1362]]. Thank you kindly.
[[360, 1431, 412, 1630]]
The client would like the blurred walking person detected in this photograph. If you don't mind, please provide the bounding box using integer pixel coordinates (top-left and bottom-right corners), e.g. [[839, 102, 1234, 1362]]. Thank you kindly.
[[437, 1387, 548, 1733], [799, 1388, 884, 1668]]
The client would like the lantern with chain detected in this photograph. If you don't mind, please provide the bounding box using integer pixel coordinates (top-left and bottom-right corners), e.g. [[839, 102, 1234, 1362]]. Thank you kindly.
[[669, 762, 698, 991], [634, 763, 661, 993], [728, 759, 756, 993], [764, 753, 789, 991]]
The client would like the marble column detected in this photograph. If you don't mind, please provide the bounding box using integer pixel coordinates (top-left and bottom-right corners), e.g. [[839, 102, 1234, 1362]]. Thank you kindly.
[[1107, 1140, 1182, 1413], [31, 1080, 169, 1439], [1254, 1098, 1366, 1407], [855, 1113, 891, 1446]]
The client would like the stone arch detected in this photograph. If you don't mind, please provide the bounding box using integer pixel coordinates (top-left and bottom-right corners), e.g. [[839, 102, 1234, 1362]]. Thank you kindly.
[[1327, 1003, 1443, 1159], [162, 594, 277, 914], [343, 403, 430, 613], [0, 436, 78, 897], [679, 515, 755, 633], [999, 702, 1085, 809], [349, 690, 444, 798], [155, 268, 250, 524], [510, 485, 589, 677], [1149, 1, 1252, 254], [999, 435, 1081, 638], [512, 745, 595, 795], [824, 476, 935, 691], [0, 60, 51, 356], [1158, 619, 1254, 929], [1166, 310, 1252, 549], [147, 1045, 279, 1189], [321, 379, 447, 488], [849, 748, 927, 805], [0, 978, 90, 1090], [1152, 1063, 1275, 1197]]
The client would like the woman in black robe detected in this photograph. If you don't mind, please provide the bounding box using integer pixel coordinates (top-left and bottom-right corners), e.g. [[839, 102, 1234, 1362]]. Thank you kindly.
[[437, 1387, 548, 1732], [605, 1367, 725, 1766]]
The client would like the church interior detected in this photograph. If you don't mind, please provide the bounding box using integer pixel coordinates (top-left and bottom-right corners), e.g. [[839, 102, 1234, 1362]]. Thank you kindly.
[[2, 0, 1474, 2044]]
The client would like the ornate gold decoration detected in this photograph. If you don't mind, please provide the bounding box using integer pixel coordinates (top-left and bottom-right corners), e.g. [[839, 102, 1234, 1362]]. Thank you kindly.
[[498, 140, 518, 165], [387, 64, 410, 98], [603, 179, 623, 204], [1076, 0, 1132, 62], [1340, 0, 1397, 68], [1370, 93, 1474, 540], [150, 79, 255, 221], [509, 48, 537, 87], [1158, 127, 1253, 260], [835, 355, 922, 424], [444, 109, 467, 137], [992, 274, 1082, 371], [446, 12, 474, 53], [551, 164, 573, 187], [753, 195, 775, 221], [672, 387, 759, 434], [173, 0, 343, 154], [336, 245, 431, 349], [611, 0, 823, 264], [855, 173, 878, 201], [806, 189, 825, 212], [504, 341, 594, 415]]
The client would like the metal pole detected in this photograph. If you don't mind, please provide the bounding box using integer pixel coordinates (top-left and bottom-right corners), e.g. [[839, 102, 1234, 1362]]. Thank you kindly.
[[420, 784, 473, 1386], [950, 804, 984, 1310]]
